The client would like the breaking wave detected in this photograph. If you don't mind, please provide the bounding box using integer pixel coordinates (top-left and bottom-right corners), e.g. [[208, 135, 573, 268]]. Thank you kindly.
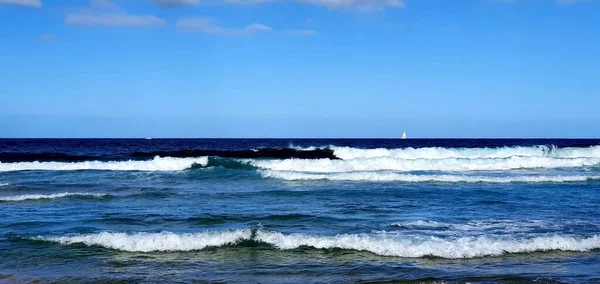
[[4, 145, 598, 163], [0, 148, 336, 163], [131, 148, 337, 160], [0, 182, 9, 187], [36, 229, 253, 252], [255, 231, 600, 258], [261, 170, 598, 183], [0, 192, 109, 202], [331, 145, 600, 160], [390, 220, 588, 234], [0, 156, 208, 172], [34, 229, 600, 258], [3, 145, 599, 174], [250, 156, 600, 173]]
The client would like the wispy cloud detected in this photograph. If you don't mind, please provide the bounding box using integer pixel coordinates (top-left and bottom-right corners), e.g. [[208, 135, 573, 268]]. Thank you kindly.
[[494, 0, 590, 5], [66, 12, 166, 27], [0, 0, 41, 8], [282, 29, 317, 36], [90, 0, 118, 9], [299, 0, 403, 11], [163, 0, 404, 11], [177, 18, 272, 36], [556, 0, 590, 5], [39, 33, 56, 41], [65, 0, 166, 27], [222, 0, 276, 4], [151, 0, 200, 8]]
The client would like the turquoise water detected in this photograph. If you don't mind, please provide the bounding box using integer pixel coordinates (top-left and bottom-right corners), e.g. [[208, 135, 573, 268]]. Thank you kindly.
[[1, 139, 600, 282]]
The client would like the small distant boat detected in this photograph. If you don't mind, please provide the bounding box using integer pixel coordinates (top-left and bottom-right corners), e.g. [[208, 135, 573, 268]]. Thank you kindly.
[[145, 137, 152, 140], [401, 132, 407, 139]]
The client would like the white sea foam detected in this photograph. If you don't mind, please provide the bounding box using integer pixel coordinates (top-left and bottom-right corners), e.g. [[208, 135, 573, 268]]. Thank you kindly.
[[289, 144, 318, 151], [0, 182, 9, 187], [0, 192, 108, 202], [391, 220, 562, 234], [392, 220, 447, 229], [0, 156, 208, 172], [37, 229, 252, 252], [331, 145, 600, 160], [37, 229, 600, 258], [261, 170, 597, 183], [251, 156, 600, 173], [255, 231, 600, 258]]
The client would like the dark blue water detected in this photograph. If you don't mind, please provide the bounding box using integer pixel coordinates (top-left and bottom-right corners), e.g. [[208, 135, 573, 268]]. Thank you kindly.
[[1, 139, 600, 283]]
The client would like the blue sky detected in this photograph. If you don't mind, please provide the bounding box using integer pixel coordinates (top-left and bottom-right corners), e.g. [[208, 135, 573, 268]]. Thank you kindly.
[[0, 0, 598, 138]]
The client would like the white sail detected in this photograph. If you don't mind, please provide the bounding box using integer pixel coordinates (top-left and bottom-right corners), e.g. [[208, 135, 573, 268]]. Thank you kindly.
[[401, 132, 407, 139]]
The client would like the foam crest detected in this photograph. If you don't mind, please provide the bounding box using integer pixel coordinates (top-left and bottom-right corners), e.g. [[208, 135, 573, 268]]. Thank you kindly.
[[332, 145, 600, 160], [261, 170, 596, 183], [36, 229, 252, 252], [256, 231, 600, 258], [0, 156, 208, 172], [251, 157, 600, 173], [391, 220, 562, 234], [0, 182, 9, 187], [37, 229, 600, 258], [391, 220, 447, 229], [288, 144, 318, 151], [0, 192, 108, 202]]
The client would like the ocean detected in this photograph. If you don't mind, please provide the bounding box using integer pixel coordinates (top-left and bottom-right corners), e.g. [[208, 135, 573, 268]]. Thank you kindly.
[[1, 138, 600, 283]]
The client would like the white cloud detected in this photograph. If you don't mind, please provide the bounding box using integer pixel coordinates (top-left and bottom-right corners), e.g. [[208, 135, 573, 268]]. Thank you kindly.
[[300, 0, 403, 11], [221, 0, 403, 10], [177, 18, 272, 36], [66, 12, 166, 27], [65, 1, 166, 27], [223, 0, 276, 4], [0, 0, 41, 8], [152, 0, 200, 8], [282, 29, 317, 36]]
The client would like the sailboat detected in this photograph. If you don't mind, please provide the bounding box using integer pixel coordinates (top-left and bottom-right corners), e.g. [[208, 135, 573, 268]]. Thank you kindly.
[[401, 132, 407, 139]]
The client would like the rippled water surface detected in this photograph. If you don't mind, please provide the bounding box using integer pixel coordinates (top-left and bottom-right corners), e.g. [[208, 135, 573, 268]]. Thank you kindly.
[[1, 139, 600, 283]]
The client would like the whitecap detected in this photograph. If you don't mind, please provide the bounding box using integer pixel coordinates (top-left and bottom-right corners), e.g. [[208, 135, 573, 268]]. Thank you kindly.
[[331, 145, 600, 160], [0, 156, 208, 172], [36, 229, 600, 258], [36, 229, 252, 252], [0, 192, 109, 202], [250, 156, 600, 173], [255, 231, 600, 258], [260, 170, 597, 183]]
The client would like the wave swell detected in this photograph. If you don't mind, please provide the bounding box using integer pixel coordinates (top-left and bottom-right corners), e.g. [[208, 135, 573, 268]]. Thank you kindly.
[[0, 156, 208, 172], [250, 156, 600, 173], [0, 192, 108, 202], [331, 145, 600, 160], [37, 230, 252, 252], [5, 145, 599, 163], [34, 229, 600, 258], [0, 148, 336, 163], [3, 145, 599, 174], [261, 170, 598, 183]]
